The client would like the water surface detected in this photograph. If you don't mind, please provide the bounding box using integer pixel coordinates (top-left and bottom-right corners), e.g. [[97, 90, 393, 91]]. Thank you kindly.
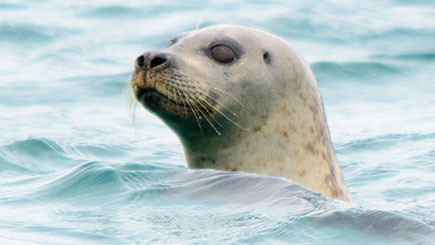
[[1, 0, 435, 244]]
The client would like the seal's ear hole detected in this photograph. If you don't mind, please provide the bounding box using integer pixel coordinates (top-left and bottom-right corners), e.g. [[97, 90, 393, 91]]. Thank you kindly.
[[263, 51, 271, 64]]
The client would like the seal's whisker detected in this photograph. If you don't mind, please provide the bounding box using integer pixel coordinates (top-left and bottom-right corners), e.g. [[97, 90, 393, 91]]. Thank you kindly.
[[200, 93, 238, 117], [172, 87, 181, 114], [191, 103, 221, 136], [175, 89, 189, 117], [188, 77, 244, 107], [208, 86, 245, 107], [180, 87, 222, 125], [181, 88, 222, 135], [167, 84, 180, 113], [200, 112, 222, 135], [202, 100, 249, 132], [184, 88, 249, 132], [158, 73, 245, 132], [182, 88, 224, 126], [182, 91, 203, 134], [166, 84, 173, 103], [161, 73, 243, 108], [129, 100, 138, 126], [166, 74, 240, 116], [181, 90, 206, 120], [156, 76, 188, 117]]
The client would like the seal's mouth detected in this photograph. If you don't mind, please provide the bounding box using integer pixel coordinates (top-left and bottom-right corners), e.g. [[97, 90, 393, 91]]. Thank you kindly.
[[136, 87, 160, 101], [137, 87, 163, 106], [136, 86, 184, 108], [135, 83, 202, 118]]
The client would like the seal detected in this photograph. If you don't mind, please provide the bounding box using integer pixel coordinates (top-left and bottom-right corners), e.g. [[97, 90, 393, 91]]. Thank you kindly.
[[131, 25, 351, 201]]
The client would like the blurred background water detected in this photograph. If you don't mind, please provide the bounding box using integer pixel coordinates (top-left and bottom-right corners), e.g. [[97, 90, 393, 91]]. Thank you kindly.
[[1, 0, 435, 244]]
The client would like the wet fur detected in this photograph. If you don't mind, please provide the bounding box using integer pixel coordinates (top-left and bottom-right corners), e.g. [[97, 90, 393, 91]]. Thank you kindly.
[[131, 25, 351, 201]]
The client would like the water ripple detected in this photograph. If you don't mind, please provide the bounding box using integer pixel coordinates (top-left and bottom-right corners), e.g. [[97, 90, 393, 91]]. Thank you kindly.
[[1, 0, 435, 243]]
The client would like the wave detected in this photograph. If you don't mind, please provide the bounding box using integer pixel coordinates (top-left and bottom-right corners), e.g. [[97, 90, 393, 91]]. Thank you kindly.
[[360, 27, 435, 43], [0, 152, 32, 175], [314, 209, 435, 244], [0, 23, 78, 47], [0, 157, 433, 243], [0, 24, 53, 44], [335, 132, 435, 153], [0, 138, 74, 174], [78, 6, 145, 19], [0, 3, 25, 10], [0, 138, 139, 174], [311, 61, 400, 83], [373, 52, 435, 61], [61, 73, 131, 97]]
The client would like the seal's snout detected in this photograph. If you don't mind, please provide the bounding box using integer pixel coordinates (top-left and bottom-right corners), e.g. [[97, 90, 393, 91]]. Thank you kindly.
[[132, 51, 182, 112], [135, 52, 172, 71], [135, 54, 146, 68], [149, 55, 167, 69]]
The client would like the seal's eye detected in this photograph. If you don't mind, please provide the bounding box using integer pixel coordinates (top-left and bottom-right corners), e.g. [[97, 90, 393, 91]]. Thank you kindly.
[[210, 45, 235, 64]]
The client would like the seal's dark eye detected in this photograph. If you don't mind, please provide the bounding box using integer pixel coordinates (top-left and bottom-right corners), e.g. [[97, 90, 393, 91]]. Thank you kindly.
[[210, 45, 235, 64]]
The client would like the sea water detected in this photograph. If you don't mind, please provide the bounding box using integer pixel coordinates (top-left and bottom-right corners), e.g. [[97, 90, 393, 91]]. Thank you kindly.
[[0, 0, 434, 244]]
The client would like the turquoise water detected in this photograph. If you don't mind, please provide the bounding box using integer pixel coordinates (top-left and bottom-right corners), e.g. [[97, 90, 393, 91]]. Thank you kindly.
[[1, 0, 435, 244]]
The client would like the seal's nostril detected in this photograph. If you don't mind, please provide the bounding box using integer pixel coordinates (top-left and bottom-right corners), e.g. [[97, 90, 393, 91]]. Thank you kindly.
[[149, 56, 167, 69], [136, 55, 145, 67]]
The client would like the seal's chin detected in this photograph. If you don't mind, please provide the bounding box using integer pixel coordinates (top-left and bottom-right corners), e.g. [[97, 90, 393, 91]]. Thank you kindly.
[[136, 87, 164, 109]]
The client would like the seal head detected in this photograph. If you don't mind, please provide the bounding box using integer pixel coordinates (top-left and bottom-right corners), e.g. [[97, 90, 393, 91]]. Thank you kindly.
[[131, 25, 351, 201]]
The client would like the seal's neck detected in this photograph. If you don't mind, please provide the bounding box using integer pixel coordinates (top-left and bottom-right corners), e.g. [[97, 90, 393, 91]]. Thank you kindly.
[[181, 80, 351, 201]]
